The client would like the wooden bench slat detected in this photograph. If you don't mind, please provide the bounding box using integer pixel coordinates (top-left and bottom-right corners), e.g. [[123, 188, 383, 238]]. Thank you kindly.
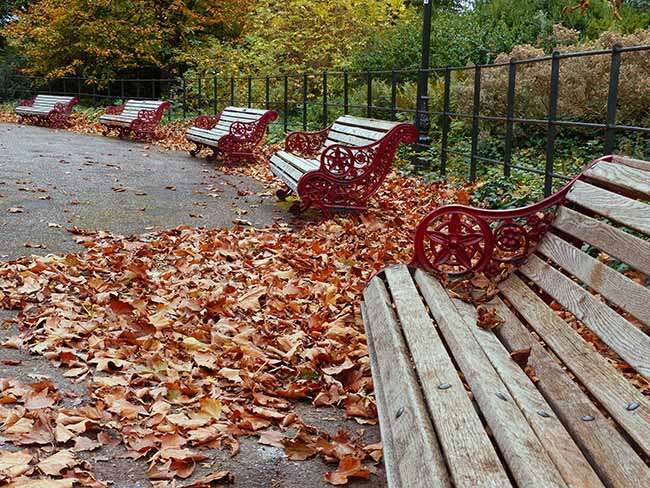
[[521, 254, 650, 379], [414, 269, 568, 488], [274, 151, 319, 173], [270, 165, 299, 191], [269, 153, 308, 190], [361, 301, 401, 488], [499, 275, 650, 455], [538, 233, 650, 324], [553, 206, 650, 275], [362, 279, 451, 488], [585, 160, 650, 197], [324, 131, 377, 148], [453, 299, 604, 488], [383, 266, 511, 487], [271, 151, 318, 191], [329, 122, 388, 142], [611, 154, 650, 172], [491, 297, 650, 488], [566, 180, 650, 234], [223, 106, 269, 115], [336, 115, 399, 131], [219, 113, 262, 123]]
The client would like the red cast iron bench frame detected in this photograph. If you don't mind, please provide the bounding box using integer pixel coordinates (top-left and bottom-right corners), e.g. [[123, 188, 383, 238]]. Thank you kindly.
[[269, 115, 417, 218], [15, 95, 79, 128], [185, 106, 278, 163], [100, 99, 171, 141], [362, 155, 650, 487]]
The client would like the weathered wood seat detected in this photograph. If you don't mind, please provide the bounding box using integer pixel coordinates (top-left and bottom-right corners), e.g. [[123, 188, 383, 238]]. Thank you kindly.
[[269, 115, 416, 217], [185, 106, 278, 163], [99, 99, 171, 141], [362, 154, 650, 488], [15, 95, 78, 128]]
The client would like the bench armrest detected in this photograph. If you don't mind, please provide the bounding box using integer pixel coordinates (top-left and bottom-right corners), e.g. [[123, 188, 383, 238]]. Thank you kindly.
[[192, 114, 220, 130], [227, 110, 278, 143], [19, 98, 35, 107], [317, 123, 416, 181], [409, 156, 605, 279], [135, 102, 170, 125], [285, 127, 330, 158], [105, 104, 125, 115]]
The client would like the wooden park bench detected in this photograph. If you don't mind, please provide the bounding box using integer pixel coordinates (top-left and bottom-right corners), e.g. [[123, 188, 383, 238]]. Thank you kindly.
[[185, 106, 278, 163], [15, 95, 78, 128], [269, 115, 416, 217], [362, 154, 650, 487], [100, 99, 171, 141]]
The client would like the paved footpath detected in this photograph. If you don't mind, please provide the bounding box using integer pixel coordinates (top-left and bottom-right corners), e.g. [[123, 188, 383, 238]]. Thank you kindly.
[[0, 123, 282, 259], [0, 124, 385, 488]]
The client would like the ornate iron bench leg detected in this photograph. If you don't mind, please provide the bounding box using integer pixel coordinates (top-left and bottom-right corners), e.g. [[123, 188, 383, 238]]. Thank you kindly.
[[189, 142, 203, 157], [289, 200, 307, 215], [276, 186, 293, 201], [206, 147, 221, 163]]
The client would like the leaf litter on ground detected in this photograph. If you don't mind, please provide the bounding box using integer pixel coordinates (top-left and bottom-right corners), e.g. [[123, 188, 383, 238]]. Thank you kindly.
[[1, 109, 647, 485]]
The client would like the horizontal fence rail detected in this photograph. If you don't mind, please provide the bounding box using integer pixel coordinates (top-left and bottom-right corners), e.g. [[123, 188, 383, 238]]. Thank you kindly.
[[1, 44, 649, 195]]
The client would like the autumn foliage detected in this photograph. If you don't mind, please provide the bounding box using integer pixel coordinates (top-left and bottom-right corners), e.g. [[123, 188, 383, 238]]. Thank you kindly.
[[2, 0, 247, 80]]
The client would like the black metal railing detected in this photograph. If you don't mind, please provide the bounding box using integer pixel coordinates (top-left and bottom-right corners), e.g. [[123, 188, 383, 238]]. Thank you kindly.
[[2, 44, 649, 195]]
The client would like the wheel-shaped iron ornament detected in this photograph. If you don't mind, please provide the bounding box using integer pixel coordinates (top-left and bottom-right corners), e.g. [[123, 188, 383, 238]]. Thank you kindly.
[[413, 209, 493, 276], [321, 145, 357, 179]]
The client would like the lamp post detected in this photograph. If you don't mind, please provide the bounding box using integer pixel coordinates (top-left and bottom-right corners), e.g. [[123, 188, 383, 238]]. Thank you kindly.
[[415, 0, 433, 169]]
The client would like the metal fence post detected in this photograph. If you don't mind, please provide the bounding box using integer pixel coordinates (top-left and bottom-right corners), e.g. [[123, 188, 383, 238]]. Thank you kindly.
[[230, 76, 235, 105], [213, 76, 218, 115], [366, 70, 372, 118], [120, 79, 124, 101], [343, 70, 349, 115], [322, 71, 328, 128], [247, 75, 252, 108], [604, 43, 622, 155], [391, 68, 397, 119], [265, 76, 270, 110], [415, 67, 432, 170], [136, 78, 141, 99], [440, 66, 451, 177], [469, 65, 481, 182], [152, 79, 156, 100], [544, 51, 561, 196], [302, 72, 308, 130], [503, 59, 517, 177], [283, 74, 289, 132], [182, 77, 187, 119], [197, 76, 202, 114]]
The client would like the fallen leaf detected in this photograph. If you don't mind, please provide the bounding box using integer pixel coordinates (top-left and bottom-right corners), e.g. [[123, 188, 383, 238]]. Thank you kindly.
[[36, 449, 78, 476], [476, 305, 504, 330], [0, 450, 33, 478], [324, 456, 374, 485], [510, 347, 532, 368]]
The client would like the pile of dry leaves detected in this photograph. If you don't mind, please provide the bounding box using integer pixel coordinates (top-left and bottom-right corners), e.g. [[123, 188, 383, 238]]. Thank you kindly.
[[0, 111, 467, 487]]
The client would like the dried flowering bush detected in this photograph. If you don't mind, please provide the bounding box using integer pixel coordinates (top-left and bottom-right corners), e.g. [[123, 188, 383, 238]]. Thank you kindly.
[[456, 28, 650, 127]]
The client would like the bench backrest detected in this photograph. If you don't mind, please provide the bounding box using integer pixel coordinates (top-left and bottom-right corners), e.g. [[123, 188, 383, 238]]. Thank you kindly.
[[413, 154, 649, 376], [524, 155, 650, 374], [119, 100, 170, 121], [31, 95, 77, 109], [212, 106, 274, 133], [324, 115, 406, 149]]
